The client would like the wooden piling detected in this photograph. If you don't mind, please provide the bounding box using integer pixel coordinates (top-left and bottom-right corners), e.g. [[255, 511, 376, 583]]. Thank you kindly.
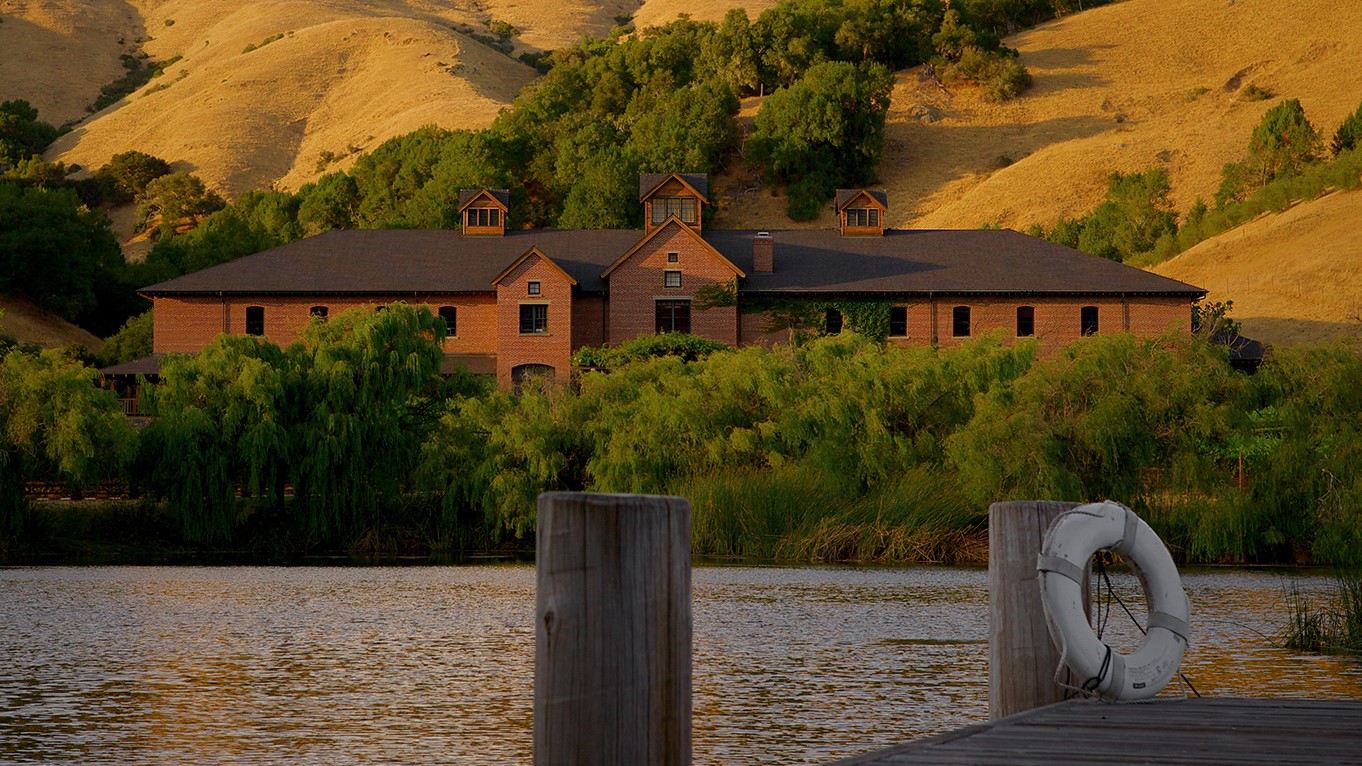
[[988, 500, 1083, 719], [534, 492, 692, 766]]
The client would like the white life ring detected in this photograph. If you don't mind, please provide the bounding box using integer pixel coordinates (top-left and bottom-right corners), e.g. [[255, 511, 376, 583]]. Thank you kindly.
[[1037, 500, 1190, 701]]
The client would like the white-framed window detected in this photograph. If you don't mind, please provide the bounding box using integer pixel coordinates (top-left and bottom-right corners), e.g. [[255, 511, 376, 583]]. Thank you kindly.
[[528, 281, 541, 295], [664, 270, 682, 289]]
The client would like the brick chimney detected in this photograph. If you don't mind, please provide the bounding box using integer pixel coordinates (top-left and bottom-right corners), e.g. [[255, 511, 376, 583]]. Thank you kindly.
[[753, 232, 773, 273]]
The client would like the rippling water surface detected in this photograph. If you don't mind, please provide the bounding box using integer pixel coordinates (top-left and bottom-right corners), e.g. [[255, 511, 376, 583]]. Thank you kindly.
[[1, 565, 1359, 765]]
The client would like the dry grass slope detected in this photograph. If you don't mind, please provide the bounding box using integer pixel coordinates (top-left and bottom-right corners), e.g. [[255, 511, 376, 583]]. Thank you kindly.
[[0, 297, 105, 352], [884, 0, 1362, 231], [1154, 189, 1362, 346]]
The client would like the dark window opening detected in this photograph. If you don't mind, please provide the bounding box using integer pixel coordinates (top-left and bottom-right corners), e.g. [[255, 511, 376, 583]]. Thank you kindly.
[[245, 306, 264, 336], [528, 281, 540, 295], [511, 364, 555, 392], [1081, 306, 1099, 336], [846, 208, 880, 227], [466, 208, 501, 228], [889, 306, 907, 337], [1017, 306, 1035, 337], [438, 306, 457, 337], [952, 306, 971, 337], [664, 270, 682, 289], [651, 196, 697, 225], [310, 305, 328, 321], [655, 300, 691, 334], [667, 251, 679, 263], [825, 308, 843, 335], [520, 304, 547, 334]]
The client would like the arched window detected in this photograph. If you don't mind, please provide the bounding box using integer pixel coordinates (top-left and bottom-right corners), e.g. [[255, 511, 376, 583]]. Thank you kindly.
[[245, 306, 264, 336], [310, 305, 328, 321], [825, 308, 843, 335], [511, 363, 555, 393], [1081, 306, 1099, 336], [952, 306, 971, 337]]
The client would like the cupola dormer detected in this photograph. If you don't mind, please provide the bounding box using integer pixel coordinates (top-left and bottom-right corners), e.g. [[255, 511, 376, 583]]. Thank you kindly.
[[834, 189, 887, 236], [640, 173, 707, 235], [459, 189, 510, 236]]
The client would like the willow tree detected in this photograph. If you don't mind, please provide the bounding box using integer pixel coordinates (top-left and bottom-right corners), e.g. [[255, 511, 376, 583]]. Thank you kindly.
[[140, 335, 296, 542], [0, 349, 136, 538], [291, 303, 446, 542]]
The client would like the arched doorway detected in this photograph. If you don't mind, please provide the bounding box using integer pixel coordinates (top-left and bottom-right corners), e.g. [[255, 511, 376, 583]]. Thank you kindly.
[[511, 363, 556, 392]]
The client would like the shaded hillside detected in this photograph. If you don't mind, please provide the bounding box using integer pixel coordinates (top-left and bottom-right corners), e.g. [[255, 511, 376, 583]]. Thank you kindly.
[[0, 296, 104, 352], [1154, 189, 1362, 347]]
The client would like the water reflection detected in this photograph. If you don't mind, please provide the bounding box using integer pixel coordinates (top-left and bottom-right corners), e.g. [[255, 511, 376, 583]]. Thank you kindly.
[[0, 565, 1357, 765]]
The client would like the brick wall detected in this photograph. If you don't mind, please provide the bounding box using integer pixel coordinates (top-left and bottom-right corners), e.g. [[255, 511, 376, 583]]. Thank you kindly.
[[735, 295, 1192, 356], [607, 222, 739, 346], [151, 294, 497, 354], [889, 295, 1192, 355], [494, 252, 575, 388], [572, 295, 608, 350]]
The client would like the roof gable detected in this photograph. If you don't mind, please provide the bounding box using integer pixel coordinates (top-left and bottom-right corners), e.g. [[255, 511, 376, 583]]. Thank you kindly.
[[458, 189, 510, 212], [834, 189, 888, 212], [601, 217, 744, 279], [638, 173, 709, 202], [492, 246, 579, 287]]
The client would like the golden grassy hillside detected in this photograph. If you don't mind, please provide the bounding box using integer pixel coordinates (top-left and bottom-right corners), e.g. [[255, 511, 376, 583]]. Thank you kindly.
[[1153, 189, 1362, 346], [0, 297, 104, 352], [883, 0, 1362, 231], [35, 0, 546, 196]]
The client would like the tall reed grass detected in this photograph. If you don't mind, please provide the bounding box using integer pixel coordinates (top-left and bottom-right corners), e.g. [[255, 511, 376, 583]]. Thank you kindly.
[[679, 465, 986, 564], [1282, 571, 1362, 655]]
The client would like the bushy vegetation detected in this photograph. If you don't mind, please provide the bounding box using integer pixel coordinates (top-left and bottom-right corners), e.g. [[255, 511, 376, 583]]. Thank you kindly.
[[8, 316, 1362, 565], [0, 348, 136, 538], [0, 100, 60, 167]]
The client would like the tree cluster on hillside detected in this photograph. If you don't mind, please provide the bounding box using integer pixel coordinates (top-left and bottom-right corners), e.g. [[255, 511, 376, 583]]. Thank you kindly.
[[130, 0, 1040, 271], [1029, 96, 1362, 266]]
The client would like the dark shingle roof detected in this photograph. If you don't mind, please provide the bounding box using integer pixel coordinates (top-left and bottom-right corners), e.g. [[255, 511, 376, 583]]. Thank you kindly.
[[100, 354, 164, 376], [457, 189, 510, 209], [140, 229, 642, 296], [141, 227, 1205, 299], [834, 189, 888, 212], [707, 229, 1206, 296], [638, 173, 708, 201]]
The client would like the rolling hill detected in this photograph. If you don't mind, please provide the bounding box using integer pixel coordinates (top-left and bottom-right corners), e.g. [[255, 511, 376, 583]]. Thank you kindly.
[[3, 0, 1359, 346]]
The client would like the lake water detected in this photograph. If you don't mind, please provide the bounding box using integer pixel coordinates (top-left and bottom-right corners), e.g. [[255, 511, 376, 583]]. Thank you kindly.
[[2, 565, 1359, 765]]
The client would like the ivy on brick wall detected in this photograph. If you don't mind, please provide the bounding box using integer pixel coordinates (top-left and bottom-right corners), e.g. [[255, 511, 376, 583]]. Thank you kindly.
[[742, 297, 896, 343]]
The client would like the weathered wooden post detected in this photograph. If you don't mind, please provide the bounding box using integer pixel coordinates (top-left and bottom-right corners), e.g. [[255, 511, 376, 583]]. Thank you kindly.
[[534, 492, 692, 766], [988, 500, 1083, 719]]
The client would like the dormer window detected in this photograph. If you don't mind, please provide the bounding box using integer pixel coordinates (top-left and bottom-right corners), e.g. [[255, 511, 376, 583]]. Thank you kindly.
[[640, 173, 708, 234], [651, 196, 697, 225], [835, 188, 887, 236], [458, 189, 510, 236]]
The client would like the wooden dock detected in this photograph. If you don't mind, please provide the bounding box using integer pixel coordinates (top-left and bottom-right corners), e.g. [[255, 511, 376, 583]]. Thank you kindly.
[[829, 698, 1362, 765]]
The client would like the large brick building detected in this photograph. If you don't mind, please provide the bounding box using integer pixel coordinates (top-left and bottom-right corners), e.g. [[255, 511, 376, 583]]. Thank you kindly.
[[134, 173, 1206, 388]]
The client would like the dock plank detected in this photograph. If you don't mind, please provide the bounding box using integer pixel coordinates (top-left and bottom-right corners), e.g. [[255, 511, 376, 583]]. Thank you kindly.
[[827, 698, 1362, 766]]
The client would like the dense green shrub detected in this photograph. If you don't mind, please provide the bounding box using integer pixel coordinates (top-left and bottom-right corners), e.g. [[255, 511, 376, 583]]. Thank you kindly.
[[0, 100, 60, 166], [572, 332, 728, 368], [0, 182, 122, 320], [1, 348, 136, 537], [97, 309, 153, 366], [1332, 100, 1362, 156], [94, 151, 172, 204]]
